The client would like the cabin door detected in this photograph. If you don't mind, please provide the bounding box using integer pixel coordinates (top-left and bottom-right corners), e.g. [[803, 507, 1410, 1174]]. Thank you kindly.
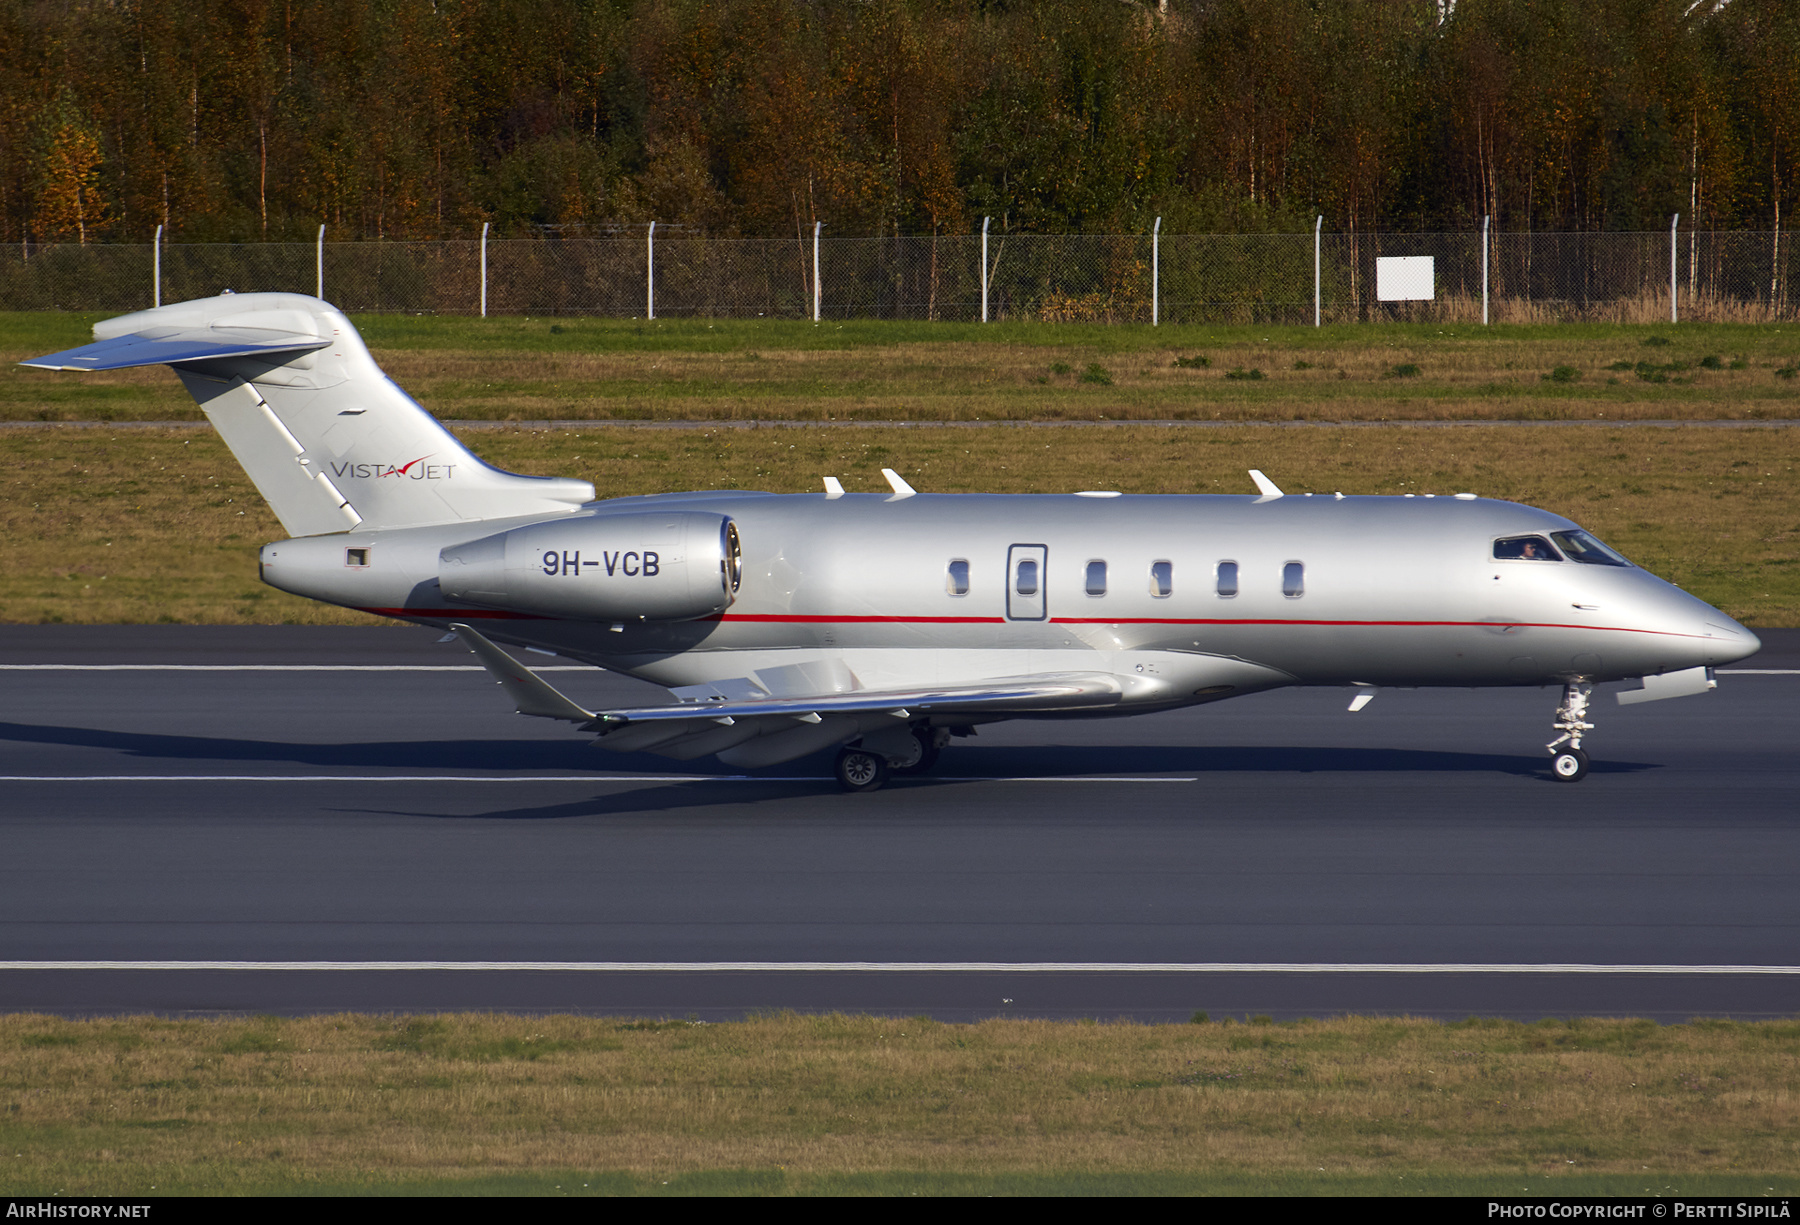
[[1006, 544, 1047, 621]]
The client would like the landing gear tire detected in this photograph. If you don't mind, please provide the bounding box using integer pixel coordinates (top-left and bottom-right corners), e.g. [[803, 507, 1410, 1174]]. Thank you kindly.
[[890, 727, 941, 775], [835, 746, 890, 793], [1547, 681, 1596, 784], [1551, 748, 1589, 782]]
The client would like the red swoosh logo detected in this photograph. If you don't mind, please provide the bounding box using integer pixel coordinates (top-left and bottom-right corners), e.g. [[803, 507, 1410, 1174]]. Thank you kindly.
[[380, 455, 432, 477]]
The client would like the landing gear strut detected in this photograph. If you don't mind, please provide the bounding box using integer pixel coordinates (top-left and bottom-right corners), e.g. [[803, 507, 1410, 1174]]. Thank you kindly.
[[1546, 681, 1594, 782], [889, 726, 944, 775]]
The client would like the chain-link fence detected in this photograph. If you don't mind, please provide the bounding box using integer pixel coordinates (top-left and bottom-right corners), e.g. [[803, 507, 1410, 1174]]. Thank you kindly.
[[2, 228, 1793, 323]]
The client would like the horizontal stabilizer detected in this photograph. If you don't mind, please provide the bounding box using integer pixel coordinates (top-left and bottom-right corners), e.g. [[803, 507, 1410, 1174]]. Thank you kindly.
[[21, 293, 595, 534], [22, 327, 328, 371]]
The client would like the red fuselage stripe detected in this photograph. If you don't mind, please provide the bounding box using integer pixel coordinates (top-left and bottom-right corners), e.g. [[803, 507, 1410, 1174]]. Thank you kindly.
[[717, 614, 1007, 624], [1045, 617, 1703, 638], [362, 609, 1704, 641]]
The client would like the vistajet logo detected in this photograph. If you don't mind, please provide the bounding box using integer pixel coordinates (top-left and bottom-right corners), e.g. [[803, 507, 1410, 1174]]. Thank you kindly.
[[329, 456, 457, 480]]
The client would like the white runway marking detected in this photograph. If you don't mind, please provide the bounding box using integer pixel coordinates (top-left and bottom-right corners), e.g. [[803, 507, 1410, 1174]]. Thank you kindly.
[[0, 774, 1196, 784], [1, 961, 1795, 975], [6, 664, 1793, 673], [0, 664, 588, 672]]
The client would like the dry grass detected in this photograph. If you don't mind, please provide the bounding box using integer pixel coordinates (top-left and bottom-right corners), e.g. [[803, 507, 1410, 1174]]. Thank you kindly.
[[2, 423, 1795, 627], [2, 1012, 1797, 1195], [4, 314, 1800, 424]]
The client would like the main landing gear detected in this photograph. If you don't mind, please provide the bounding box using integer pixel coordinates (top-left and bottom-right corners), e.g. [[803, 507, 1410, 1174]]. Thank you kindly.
[[1546, 681, 1594, 782], [834, 726, 948, 793], [834, 746, 889, 793]]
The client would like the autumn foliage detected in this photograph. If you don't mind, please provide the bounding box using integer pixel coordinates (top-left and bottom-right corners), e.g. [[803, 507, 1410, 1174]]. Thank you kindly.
[[1, 0, 1797, 243]]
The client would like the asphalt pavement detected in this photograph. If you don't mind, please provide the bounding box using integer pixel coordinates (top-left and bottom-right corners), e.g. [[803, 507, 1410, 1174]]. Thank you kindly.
[[1, 625, 1795, 1021]]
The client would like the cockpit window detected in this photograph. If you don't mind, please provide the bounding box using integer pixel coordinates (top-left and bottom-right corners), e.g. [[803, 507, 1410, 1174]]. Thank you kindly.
[[1550, 530, 1633, 567], [1493, 535, 1561, 561]]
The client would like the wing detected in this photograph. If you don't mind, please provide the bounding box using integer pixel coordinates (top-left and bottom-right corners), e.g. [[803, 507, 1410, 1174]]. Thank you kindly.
[[593, 672, 1125, 767], [598, 675, 1122, 724], [448, 623, 1127, 767]]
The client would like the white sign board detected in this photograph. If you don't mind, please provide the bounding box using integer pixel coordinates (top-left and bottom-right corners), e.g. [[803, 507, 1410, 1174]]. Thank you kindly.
[[1376, 256, 1434, 301]]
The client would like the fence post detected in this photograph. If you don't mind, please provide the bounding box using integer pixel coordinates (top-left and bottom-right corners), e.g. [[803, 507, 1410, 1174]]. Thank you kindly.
[[1482, 215, 1490, 325], [981, 216, 990, 323], [480, 222, 489, 317], [1152, 216, 1161, 326], [812, 221, 822, 322], [1313, 216, 1322, 327], [315, 224, 325, 299], [646, 221, 656, 320], [1669, 213, 1680, 323], [153, 224, 162, 309]]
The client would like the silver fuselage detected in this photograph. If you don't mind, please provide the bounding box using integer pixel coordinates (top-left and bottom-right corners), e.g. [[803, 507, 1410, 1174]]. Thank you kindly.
[[261, 489, 1760, 712]]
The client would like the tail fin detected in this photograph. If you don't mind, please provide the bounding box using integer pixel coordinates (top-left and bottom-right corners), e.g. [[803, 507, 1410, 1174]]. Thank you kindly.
[[22, 293, 593, 537]]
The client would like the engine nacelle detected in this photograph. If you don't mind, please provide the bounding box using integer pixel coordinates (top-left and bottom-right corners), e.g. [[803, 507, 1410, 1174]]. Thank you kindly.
[[439, 511, 741, 621]]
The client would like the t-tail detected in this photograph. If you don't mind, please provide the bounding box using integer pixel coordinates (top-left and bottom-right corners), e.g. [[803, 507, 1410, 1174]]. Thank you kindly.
[[21, 293, 593, 536]]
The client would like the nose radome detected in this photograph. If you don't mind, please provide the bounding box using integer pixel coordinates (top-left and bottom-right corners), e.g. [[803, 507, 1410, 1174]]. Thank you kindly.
[[1701, 615, 1761, 665]]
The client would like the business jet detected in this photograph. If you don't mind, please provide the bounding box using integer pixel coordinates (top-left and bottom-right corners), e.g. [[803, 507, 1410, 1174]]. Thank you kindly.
[[23, 293, 1760, 789]]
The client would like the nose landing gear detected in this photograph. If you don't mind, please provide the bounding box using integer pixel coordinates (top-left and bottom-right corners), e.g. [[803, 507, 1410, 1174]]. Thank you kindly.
[[1546, 681, 1594, 782]]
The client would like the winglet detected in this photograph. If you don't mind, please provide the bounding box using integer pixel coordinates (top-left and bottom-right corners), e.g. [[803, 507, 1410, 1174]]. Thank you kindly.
[[822, 476, 845, 499], [1249, 469, 1284, 498], [450, 623, 597, 723], [881, 468, 917, 498]]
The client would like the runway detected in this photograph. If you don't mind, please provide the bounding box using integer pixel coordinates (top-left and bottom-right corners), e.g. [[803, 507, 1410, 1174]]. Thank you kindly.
[[2, 624, 1796, 1021]]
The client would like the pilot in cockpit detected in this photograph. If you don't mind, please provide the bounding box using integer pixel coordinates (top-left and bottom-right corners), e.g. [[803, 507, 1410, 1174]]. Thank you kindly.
[[1494, 535, 1559, 561]]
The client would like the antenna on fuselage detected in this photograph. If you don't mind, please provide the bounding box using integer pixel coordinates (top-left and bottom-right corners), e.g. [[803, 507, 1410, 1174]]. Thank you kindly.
[[881, 468, 917, 499], [1248, 469, 1284, 499], [822, 476, 844, 499]]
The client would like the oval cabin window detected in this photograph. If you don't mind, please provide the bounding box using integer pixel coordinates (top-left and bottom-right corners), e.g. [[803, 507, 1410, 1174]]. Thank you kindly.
[[1282, 561, 1305, 598], [1015, 559, 1039, 597], [1149, 560, 1173, 598]]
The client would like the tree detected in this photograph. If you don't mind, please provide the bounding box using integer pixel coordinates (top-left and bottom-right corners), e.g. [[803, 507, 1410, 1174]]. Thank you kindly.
[[35, 114, 108, 242]]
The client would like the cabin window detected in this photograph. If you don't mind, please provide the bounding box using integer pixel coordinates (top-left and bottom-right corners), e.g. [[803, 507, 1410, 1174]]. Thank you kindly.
[[946, 558, 970, 596], [1549, 530, 1633, 567], [1085, 560, 1107, 597], [1015, 558, 1040, 596], [1282, 561, 1305, 598], [1493, 535, 1561, 562], [1216, 560, 1239, 598], [344, 547, 369, 568], [1149, 560, 1173, 598]]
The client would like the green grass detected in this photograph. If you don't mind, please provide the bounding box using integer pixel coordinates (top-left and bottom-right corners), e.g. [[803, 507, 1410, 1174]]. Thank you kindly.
[[105, 1170, 1800, 1197], [3, 423, 1796, 626], [5, 313, 1800, 423], [4, 1013, 1799, 1196]]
